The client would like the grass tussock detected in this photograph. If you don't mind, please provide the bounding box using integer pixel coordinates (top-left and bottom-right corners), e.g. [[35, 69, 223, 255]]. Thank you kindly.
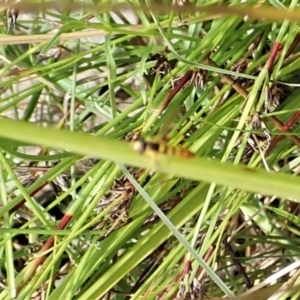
[[1, 1, 300, 299]]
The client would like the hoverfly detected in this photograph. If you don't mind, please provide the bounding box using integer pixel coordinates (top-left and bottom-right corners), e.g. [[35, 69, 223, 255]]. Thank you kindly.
[[130, 83, 195, 160], [132, 137, 194, 159], [5, 0, 19, 32], [172, 0, 194, 24]]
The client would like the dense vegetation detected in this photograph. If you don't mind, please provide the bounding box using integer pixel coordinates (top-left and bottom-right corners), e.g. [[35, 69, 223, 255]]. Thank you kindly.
[[1, 1, 300, 299]]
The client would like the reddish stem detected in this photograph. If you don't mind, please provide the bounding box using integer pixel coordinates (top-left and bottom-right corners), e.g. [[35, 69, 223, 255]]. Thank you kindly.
[[158, 70, 193, 113], [267, 111, 300, 154], [285, 33, 300, 59], [265, 42, 282, 71], [182, 257, 192, 276], [17, 213, 73, 293], [9, 182, 48, 214], [264, 40, 300, 155]]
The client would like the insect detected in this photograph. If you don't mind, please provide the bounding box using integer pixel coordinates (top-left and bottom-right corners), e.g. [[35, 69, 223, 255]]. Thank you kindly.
[[172, 0, 194, 24], [5, 2, 19, 32], [131, 102, 195, 160], [132, 137, 195, 159]]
